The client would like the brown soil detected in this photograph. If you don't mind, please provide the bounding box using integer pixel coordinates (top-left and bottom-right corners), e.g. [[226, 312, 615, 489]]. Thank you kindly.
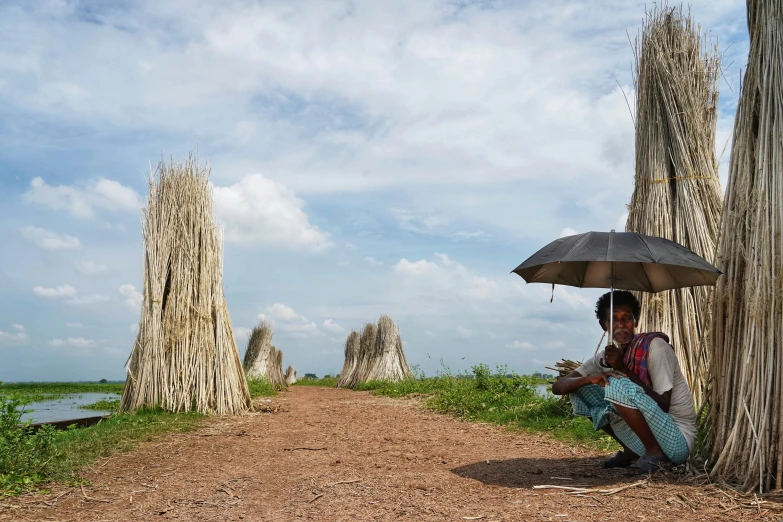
[[1, 387, 778, 521]]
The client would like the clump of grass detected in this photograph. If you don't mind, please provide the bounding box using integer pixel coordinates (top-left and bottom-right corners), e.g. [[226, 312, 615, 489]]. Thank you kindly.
[[82, 399, 120, 411], [246, 377, 276, 398], [0, 394, 59, 496]]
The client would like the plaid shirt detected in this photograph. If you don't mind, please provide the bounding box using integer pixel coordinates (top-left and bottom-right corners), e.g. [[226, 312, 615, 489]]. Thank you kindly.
[[623, 332, 671, 386]]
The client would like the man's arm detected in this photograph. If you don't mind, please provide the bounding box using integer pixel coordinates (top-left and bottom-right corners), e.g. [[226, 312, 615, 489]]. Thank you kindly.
[[551, 370, 625, 396], [603, 345, 672, 412]]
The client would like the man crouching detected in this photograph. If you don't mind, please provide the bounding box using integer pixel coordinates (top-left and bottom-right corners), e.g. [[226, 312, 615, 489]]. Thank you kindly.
[[551, 290, 697, 473]]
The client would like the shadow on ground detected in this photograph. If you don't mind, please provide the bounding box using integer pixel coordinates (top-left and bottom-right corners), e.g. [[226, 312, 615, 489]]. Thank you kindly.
[[451, 457, 644, 488]]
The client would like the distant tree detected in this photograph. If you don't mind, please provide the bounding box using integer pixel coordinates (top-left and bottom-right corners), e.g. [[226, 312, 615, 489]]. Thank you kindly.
[[99, 378, 108, 383], [303, 373, 318, 380]]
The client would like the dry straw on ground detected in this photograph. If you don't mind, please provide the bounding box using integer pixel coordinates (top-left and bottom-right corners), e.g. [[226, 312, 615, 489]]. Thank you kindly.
[[120, 155, 251, 415], [625, 5, 723, 406], [708, 0, 783, 493]]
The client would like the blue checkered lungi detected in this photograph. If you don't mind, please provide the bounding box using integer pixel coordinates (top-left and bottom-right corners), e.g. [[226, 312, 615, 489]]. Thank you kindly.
[[570, 377, 689, 464]]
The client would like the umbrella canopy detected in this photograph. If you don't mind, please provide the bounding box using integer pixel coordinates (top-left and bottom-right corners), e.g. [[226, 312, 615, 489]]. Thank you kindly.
[[512, 231, 720, 293]]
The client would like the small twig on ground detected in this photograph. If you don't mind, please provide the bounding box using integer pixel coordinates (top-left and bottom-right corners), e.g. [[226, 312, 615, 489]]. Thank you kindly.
[[80, 485, 112, 504], [326, 479, 362, 487], [141, 483, 158, 489], [284, 447, 327, 451], [309, 493, 324, 503], [551, 477, 573, 480], [461, 517, 485, 520]]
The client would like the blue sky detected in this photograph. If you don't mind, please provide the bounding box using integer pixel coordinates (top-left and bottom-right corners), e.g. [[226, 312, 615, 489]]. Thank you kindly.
[[0, 0, 747, 382]]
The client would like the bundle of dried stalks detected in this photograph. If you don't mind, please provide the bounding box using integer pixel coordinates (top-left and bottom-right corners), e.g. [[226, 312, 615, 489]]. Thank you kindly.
[[625, 5, 723, 406], [365, 315, 412, 382], [708, 0, 783, 493], [269, 347, 286, 389], [545, 359, 581, 378], [244, 320, 273, 376], [336, 330, 360, 388], [284, 366, 297, 386], [120, 156, 251, 415], [342, 323, 378, 388]]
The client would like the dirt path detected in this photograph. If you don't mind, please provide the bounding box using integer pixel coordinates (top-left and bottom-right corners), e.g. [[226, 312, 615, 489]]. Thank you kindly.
[[0, 387, 775, 521]]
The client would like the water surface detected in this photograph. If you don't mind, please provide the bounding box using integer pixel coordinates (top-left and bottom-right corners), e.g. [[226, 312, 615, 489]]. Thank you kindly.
[[20, 393, 118, 423]]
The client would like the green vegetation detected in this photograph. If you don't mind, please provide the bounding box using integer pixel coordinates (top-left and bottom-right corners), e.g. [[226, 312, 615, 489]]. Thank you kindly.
[[82, 399, 120, 411], [0, 387, 203, 497], [358, 364, 617, 451], [293, 374, 338, 387], [246, 377, 277, 397], [0, 382, 124, 404]]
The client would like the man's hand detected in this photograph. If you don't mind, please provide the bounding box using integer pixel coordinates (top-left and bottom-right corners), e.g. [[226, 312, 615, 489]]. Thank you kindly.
[[587, 371, 626, 387], [604, 345, 628, 372]]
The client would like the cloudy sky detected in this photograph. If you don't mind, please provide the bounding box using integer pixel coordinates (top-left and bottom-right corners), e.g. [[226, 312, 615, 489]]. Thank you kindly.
[[0, 0, 747, 382]]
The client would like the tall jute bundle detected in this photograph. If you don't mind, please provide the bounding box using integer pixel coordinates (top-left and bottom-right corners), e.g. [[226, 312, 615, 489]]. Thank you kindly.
[[343, 323, 377, 388], [708, 0, 783, 493], [244, 322, 286, 388], [365, 315, 412, 382], [243, 320, 273, 376], [336, 330, 360, 388], [120, 156, 251, 415], [270, 347, 285, 389], [284, 366, 297, 386], [626, 5, 723, 406]]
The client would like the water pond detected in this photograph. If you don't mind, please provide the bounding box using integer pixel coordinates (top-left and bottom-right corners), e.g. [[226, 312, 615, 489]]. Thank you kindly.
[[19, 393, 119, 423]]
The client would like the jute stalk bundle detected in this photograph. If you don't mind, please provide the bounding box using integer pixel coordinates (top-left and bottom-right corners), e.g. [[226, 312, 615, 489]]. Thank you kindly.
[[270, 347, 285, 389], [342, 323, 378, 388], [708, 0, 783, 493], [364, 315, 413, 382], [336, 330, 360, 388], [243, 320, 273, 376], [120, 156, 251, 415], [625, 5, 723, 406], [284, 365, 297, 386]]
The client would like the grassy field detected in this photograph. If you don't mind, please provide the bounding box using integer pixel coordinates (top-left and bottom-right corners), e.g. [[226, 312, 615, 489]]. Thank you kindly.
[[0, 378, 276, 497]]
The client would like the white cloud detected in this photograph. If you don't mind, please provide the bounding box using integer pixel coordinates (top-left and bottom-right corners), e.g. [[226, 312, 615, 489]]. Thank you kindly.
[[67, 293, 110, 305], [364, 256, 383, 265], [279, 321, 318, 334], [0, 324, 28, 344], [19, 226, 81, 249], [425, 330, 436, 338], [234, 326, 252, 341], [560, 228, 578, 237], [265, 303, 302, 322], [507, 340, 535, 350], [453, 230, 486, 239], [72, 260, 109, 275], [322, 319, 344, 334], [48, 337, 96, 348], [33, 284, 77, 298], [213, 175, 331, 250], [393, 253, 499, 302], [22, 177, 138, 219], [119, 284, 142, 311]]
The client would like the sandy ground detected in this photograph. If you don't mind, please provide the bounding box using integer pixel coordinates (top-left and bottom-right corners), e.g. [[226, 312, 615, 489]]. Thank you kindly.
[[1, 386, 780, 521]]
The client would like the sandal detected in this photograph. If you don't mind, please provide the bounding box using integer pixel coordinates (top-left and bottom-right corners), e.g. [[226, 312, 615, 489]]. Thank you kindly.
[[636, 454, 671, 473], [603, 450, 635, 469]]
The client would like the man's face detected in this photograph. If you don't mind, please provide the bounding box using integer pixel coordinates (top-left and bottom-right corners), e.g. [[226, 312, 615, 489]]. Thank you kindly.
[[602, 303, 637, 346]]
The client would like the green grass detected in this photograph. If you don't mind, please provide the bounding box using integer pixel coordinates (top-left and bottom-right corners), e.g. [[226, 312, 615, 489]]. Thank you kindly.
[[294, 376, 338, 387], [358, 364, 617, 451], [246, 377, 277, 397]]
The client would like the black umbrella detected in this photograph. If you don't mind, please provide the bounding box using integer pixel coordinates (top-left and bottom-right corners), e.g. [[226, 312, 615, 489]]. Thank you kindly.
[[512, 230, 721, 349]]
